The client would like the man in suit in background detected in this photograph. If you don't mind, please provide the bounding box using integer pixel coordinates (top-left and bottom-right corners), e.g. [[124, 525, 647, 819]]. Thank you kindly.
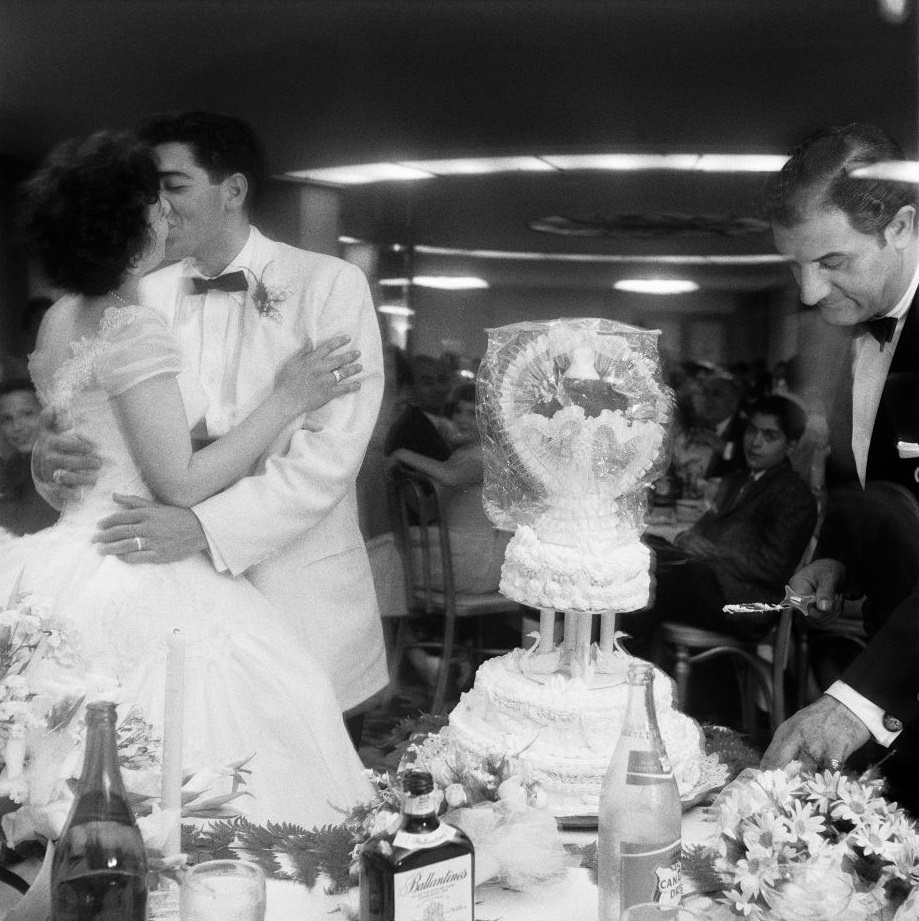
[[760, 124, 919, 813], [624, 395, 816, 656], [384, 353, 454, 460], [33, 112, 388, 743]]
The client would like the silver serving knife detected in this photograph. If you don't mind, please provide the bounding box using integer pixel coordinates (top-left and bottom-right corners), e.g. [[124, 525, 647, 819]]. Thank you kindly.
[[723, 585, 817, 618]]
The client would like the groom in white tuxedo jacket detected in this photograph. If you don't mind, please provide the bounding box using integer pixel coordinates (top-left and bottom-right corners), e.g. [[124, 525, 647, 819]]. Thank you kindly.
[[34, 112, 388, 727]]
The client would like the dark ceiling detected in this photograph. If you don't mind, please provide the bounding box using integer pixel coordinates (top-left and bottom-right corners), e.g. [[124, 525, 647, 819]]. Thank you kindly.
[[2, 0, 917, 293]]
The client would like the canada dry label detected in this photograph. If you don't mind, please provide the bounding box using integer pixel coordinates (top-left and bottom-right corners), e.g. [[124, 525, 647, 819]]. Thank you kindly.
[[625, 749, 673, 785], [620, 838, 682, 910], [393, 853, 473, 921]]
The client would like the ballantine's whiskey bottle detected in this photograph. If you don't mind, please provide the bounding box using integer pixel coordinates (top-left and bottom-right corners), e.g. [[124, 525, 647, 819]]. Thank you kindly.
[[360, 770, 474, 921]]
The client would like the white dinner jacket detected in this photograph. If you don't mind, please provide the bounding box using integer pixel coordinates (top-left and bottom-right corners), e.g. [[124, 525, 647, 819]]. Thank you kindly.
[[140, 227, 387, 712]]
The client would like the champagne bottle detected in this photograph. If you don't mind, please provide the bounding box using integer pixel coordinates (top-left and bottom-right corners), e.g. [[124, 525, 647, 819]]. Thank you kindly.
[[360, 770, 474, 921], [598, 662, 682, 921], [51, 701, 148, 921]]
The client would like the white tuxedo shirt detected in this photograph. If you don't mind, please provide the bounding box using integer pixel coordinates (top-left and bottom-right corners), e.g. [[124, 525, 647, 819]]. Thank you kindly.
[[140, 227, 388, 711]]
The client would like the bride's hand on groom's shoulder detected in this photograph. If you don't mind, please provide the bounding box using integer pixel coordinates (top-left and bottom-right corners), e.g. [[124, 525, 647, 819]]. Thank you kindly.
[[275, 335, 363, 416], [91, 494, 208, 564]]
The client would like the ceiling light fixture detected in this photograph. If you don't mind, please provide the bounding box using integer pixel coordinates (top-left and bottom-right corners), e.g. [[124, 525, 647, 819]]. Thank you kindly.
[[377, 304, 416, 316], [378, 275, 489, 290], [414, 246, 785, 265], [287, 152, 787, 186], [850, 161, 919, 182], [614, 279, 699, 295]]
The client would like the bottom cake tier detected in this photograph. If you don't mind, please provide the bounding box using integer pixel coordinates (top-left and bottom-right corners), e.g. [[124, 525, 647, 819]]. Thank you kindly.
[[444, 648, 706, 817]]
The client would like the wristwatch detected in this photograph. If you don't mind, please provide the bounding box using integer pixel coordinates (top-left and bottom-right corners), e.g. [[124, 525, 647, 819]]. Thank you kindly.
[[882, 712, 904, 733]]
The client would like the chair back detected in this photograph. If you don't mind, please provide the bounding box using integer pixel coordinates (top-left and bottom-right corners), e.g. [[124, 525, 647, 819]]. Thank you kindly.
[[388, 464, 456, 615]]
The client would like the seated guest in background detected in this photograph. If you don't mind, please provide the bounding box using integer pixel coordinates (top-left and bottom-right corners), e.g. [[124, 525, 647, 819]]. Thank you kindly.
[[384, 353, 454, 460], [623, 395, 816, 654], [698, 370, 748, 480], [0, 379, 57, 536], [388, 383, 510, 594]]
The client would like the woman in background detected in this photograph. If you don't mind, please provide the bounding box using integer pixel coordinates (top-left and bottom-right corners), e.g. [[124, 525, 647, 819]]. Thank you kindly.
[[0, 379, 58, 535]]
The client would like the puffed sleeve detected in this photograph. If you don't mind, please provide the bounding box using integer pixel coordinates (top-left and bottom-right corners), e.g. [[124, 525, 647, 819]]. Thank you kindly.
[[97, 307, 183, 397]]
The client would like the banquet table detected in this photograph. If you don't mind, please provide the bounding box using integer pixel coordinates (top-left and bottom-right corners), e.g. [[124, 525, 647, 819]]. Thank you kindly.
[[253, 807, 721, 921]]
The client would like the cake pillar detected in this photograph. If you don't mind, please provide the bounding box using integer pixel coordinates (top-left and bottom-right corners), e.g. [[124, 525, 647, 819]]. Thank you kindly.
[[599, 612, 617, 654], [569, 613, 593, 680], [538, 608, 556, 652]]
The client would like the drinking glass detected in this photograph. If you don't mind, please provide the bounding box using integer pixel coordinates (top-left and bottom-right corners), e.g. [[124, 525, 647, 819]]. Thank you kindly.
[[180, 859, 266, 921]]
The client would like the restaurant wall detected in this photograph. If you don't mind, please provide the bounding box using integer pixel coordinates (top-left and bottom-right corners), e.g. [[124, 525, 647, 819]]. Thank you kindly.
[[407, 284, 777, 370]]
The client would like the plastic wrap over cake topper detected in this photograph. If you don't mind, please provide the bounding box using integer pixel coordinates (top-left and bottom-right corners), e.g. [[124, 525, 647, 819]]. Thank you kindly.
[[478, 317, 672, 629]]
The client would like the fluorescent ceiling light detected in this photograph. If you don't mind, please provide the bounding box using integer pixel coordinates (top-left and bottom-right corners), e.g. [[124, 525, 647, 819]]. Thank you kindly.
[[413, 276, 489, 290], [287, 163, 434, 184], [695, 154, 788, 172], [286, 152, 786, 185], [850, 161, 919, 182], [378, 275, 489, 289], [614, 279, 699, 294], [399, 156, 554, 175], [541, 153, 700, 171], [377, 304, 415, 316], [415, 245, 785, 265]]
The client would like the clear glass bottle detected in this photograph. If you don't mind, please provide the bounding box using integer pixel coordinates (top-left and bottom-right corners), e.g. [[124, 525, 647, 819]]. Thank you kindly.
[[51, 701, 148, 921], [360, 770, 474, 921], [598, 662, 682, 921]]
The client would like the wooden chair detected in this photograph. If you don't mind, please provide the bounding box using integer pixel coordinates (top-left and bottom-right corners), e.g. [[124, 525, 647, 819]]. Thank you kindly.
[[387, 465, 521, 714], [656, 507, 823, 735]]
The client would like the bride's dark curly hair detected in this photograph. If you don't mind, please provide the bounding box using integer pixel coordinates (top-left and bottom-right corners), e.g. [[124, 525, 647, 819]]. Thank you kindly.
[[21, 130, 161, 296]]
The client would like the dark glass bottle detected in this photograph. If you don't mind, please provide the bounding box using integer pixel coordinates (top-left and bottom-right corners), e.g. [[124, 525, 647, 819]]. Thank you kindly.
[[51, 701, 148, 921], [360, 770, 474, 921]]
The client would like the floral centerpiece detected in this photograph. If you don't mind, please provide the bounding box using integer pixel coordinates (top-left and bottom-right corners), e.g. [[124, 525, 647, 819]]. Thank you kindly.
[[685, 763, 919, 921]]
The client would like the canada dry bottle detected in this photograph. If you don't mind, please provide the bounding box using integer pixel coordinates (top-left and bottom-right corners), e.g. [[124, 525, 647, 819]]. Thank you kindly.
[[360, 769, 474, 921], [51, 701, 148, 921], [598, 662, 682, 921]]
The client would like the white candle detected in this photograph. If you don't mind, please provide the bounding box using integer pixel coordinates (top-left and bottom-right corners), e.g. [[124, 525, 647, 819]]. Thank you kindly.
[[599, 612, 617, 654], [161, 628, 185, 857]]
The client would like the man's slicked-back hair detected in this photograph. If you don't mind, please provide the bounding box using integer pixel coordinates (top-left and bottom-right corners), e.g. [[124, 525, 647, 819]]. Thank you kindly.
[[139, 111, 267, 210], [764, 123, 917, 237]]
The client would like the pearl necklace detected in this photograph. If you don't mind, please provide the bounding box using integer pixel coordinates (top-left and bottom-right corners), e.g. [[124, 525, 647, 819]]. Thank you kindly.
[[108, 290, 132, 309]]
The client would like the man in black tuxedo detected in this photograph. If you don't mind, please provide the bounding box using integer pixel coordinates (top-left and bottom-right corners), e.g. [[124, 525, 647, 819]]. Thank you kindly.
[[760, 124, 919, 813]]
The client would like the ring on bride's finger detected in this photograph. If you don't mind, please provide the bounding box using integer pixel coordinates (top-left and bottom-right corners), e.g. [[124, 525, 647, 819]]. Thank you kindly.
[[134, 536, 144, 552], [332, 367, 345, 383], [829, 758, 842, 771], [52, 469, 66, 485]]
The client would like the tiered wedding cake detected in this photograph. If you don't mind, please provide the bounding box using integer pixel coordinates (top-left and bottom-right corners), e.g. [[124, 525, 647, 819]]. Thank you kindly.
[[439, 319, 708, 817]]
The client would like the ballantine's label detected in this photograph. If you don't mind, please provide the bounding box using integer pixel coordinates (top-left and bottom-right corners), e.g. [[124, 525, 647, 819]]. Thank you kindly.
[[393, 825, 457, 851], [393, 853, 473, 921], [620, 838, 682, 911], [625, 749, 673, 785]]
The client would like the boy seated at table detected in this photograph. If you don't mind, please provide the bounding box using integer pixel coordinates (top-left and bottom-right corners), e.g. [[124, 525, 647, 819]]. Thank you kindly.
[[622, 395, 818, 655]]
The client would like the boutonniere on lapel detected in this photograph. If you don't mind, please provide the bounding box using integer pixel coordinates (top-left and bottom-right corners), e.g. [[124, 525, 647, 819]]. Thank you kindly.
[[244, 262, 291, 321]]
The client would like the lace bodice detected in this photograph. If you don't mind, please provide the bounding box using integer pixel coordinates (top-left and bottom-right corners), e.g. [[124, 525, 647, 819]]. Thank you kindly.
[[29, 300, 204, 526]]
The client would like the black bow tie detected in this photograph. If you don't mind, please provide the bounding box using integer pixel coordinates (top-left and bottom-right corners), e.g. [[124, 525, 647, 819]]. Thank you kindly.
[[189, 270, 249, 295], [863, 315, 897, 347]]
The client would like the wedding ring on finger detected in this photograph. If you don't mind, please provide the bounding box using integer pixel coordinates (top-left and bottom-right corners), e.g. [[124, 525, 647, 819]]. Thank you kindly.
[[829, 759, 842, 772], [133, 536, 144, 552], [52, 469, 66, 485], [332, 367, 345, 383]]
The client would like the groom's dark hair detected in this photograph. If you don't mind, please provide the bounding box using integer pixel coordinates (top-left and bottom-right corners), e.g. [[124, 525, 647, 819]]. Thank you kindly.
[[139, 111, 267, 210]]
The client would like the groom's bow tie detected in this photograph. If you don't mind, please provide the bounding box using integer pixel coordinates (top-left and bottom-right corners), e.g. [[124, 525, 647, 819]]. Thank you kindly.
[[189, 270, 249, 295], [862, 315, 897, 347]]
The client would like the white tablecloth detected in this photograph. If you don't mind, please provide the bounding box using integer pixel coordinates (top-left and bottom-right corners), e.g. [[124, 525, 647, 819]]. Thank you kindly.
[[260, 808, 721, 921]]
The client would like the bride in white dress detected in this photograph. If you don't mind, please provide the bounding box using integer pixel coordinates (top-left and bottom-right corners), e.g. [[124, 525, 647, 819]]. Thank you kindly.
[[0, 130, 373, 828]]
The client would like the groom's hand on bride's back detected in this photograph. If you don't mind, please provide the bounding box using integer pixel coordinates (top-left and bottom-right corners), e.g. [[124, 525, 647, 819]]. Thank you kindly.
[[32, 405, 102, 508], [93, 494, 209, 564]]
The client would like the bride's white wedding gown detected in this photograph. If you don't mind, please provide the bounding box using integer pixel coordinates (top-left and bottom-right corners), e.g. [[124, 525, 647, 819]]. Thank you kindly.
[[0, 300, 373, 827]]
